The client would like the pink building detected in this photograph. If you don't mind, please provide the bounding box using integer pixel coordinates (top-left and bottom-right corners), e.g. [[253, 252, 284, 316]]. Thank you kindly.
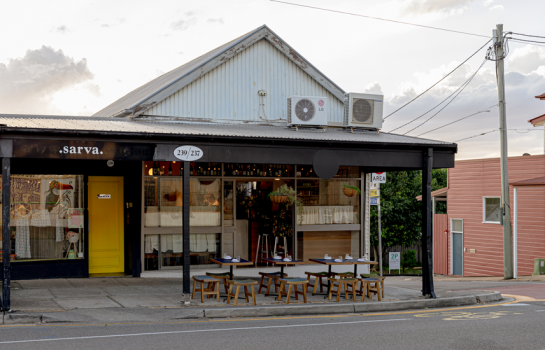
[[432, 92, 545, 277]]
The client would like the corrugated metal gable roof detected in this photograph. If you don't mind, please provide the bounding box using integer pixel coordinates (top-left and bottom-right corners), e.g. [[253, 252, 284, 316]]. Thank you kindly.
[[92, 25, 346, 118]]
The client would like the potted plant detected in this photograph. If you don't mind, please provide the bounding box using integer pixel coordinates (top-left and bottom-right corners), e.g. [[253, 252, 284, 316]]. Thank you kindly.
[[268, 184, 304, 223], [342, 184, 361, 197]]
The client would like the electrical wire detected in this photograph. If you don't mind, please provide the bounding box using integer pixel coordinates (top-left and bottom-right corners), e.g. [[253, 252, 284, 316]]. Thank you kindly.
[[510, 32, 545, 39], [269, 0, 490, 38], [454, 129, 497, 142], [383, 39, 492, 120], [402, 59, 487, 135], [508, 39, 545, 48], [415, 105, 497, 137], [506, 37, 545, 45]]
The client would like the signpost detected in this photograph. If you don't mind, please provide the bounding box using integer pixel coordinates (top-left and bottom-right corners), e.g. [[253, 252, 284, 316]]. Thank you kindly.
[[370, 176, 384, 276], [389, 252, 401, 274]]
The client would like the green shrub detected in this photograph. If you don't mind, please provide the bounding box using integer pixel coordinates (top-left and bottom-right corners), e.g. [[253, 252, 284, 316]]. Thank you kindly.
[[401, 250, 417, 272]]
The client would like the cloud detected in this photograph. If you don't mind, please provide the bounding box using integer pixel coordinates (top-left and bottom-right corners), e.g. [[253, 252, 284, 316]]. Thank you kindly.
[[382, 50, 545, 159], [0, 46, 95, 114], [101, 24, 109, 28], [404, 0, 473, 14], [171, 18, 197, 31], [207, 18, 224, 24], [56, 25, 67, 33], [363, 82, 383, 95], [507, 46, 545, 75], [489, 4, 504, 10], [483, 0, 494, 5]]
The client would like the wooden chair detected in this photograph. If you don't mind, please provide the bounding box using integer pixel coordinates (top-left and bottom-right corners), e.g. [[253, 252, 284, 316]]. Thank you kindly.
[[192, 275, 220, 303], [258, 272, 287, 295], [206, 272, 230, 294], [327, 277, 358, 302], [227, 280, 258, 306], [278, 278, 309, 304], [361, 274, 385, 299], [305, 271, 329, 295], [358, 277, 383, 301]]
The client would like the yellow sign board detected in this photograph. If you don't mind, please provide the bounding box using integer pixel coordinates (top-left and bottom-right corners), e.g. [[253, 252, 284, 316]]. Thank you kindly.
[[370, 189, 380, 197]]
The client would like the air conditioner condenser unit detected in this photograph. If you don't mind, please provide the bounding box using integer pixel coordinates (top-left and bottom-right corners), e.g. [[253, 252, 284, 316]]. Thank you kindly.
[[287, 96, 328, 127], [343, 93, 383, 130]]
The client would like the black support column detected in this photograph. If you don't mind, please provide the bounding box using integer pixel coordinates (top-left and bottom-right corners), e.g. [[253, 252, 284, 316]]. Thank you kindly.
[[183, 161, 190, 295], [422, 148, 436, 298], [2, 157, 11, 310]]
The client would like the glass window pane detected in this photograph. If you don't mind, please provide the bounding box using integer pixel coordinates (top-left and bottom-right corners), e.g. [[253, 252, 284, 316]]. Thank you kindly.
[[452, 219, 463, 232], [224, 181, 234, 226], [297, 179, 361, 225], [190, 178, 221, 226], [3, 175, 84, 261], [485, 197, 501, 222]]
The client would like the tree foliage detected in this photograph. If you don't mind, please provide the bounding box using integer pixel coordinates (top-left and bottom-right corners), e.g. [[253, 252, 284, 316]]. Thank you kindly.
[[370, 169, 448, 256]]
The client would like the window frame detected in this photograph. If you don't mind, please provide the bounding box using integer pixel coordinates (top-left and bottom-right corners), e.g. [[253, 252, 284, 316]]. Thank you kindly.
[[482, 196, 502, 224]]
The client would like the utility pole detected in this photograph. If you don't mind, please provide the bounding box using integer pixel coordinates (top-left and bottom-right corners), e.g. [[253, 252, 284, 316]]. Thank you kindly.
[[494, 24, 513, 279]]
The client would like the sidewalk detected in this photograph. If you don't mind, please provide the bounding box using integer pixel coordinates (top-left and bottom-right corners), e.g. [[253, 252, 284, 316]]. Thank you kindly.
[[1, 276, 508, 325]]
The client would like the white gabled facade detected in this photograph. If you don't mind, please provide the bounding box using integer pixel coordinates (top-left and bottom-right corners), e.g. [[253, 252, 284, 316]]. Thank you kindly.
[[144, 39, 345, 123]]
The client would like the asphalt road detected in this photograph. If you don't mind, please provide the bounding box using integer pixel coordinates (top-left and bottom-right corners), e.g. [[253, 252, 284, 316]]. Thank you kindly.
[[1, 298, 544, 350]]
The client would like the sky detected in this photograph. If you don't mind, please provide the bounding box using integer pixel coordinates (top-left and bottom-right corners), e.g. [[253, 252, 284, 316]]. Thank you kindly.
[[0, 0, 544, 160]]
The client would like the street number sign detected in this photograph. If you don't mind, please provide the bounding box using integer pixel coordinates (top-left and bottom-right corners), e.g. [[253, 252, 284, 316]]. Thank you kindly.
[[173, 146, 203, 161], [370, 197, 379, 205], [372, 172, 386, 183], [370, 189, 380, 197]]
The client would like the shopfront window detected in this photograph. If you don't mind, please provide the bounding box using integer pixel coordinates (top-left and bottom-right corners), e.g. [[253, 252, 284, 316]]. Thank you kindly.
[[1, 175, 84, 262], [297, 178, 361, 225], [143, 163, 222, 270], [296, 165, 360, 178], [224, 164, 294, 177]]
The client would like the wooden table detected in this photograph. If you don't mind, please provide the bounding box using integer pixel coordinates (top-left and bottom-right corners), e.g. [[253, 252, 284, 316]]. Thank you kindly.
[[262, 258, 307, 278], [210, 258, 254, 281], [308, 259, 378, 297]]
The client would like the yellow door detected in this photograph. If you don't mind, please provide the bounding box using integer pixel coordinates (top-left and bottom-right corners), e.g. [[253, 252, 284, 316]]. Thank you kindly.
[[88, 176, 124, 274]]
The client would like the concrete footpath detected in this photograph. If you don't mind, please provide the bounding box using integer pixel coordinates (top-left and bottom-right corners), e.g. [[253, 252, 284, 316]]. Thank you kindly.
[[1, 276, 518, 325]]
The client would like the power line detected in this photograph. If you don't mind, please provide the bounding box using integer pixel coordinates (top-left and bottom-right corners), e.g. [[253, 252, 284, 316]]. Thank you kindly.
[[506, 37, 545, 45], [415, 105, 497, 137], [508, 39, 545, 48], [387, 60, 484, 133], [454, 128, 542, 142], [383, 39, 491, 120], [511, 32, 545, 39], [269, 0, 489, 38], [402, 59, 487, 135], [454, 129, 497, 142]]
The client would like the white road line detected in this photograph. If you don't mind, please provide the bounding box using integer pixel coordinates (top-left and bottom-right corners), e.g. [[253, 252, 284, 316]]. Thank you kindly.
[[0, 318, 409, 344], [535, 310, 545, 312]]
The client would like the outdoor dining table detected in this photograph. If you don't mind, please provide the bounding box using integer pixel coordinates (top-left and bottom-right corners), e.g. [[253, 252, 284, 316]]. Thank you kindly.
[[210, 258, 254, 281], [262, 258, 307, 278], [308, 258, 379, 297]]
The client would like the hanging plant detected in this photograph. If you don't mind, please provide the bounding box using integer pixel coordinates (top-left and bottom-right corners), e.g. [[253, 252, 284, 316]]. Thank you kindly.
[[342, 184, 361, 197], [268, 184, 304, 223]]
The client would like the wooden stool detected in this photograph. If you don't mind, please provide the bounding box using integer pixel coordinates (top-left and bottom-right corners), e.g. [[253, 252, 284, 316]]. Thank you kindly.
[[206, 272, 230, 294], [359, 277, 383, 301], [192, 275, 220, 303], [258, 272, 287, 295], [331, 271, 355, 278], [327, 277, 358, 302], [227, 280, 258, 306], [278, 278, 309, 304], [361, 275, 385, 299], [305, 271, 329, 295]]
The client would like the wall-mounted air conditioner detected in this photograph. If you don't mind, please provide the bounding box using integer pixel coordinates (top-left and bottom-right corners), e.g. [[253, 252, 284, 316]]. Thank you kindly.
[[343, 93, 383, 130], [287, 96, 328, 127]]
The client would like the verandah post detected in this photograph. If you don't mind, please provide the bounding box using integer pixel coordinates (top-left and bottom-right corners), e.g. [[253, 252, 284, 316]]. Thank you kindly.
[[183, 161, 191, 295], [422, 148, 436, 298], [2, 157, 11, 310]]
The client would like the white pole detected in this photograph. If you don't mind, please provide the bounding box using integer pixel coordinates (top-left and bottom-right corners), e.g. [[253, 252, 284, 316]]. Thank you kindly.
[[513, 187, 518, 279]]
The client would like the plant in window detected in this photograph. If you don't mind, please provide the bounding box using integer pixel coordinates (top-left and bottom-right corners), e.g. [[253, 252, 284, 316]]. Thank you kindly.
[[342, 184, 361, 197], [267, 184, 304, 223]]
